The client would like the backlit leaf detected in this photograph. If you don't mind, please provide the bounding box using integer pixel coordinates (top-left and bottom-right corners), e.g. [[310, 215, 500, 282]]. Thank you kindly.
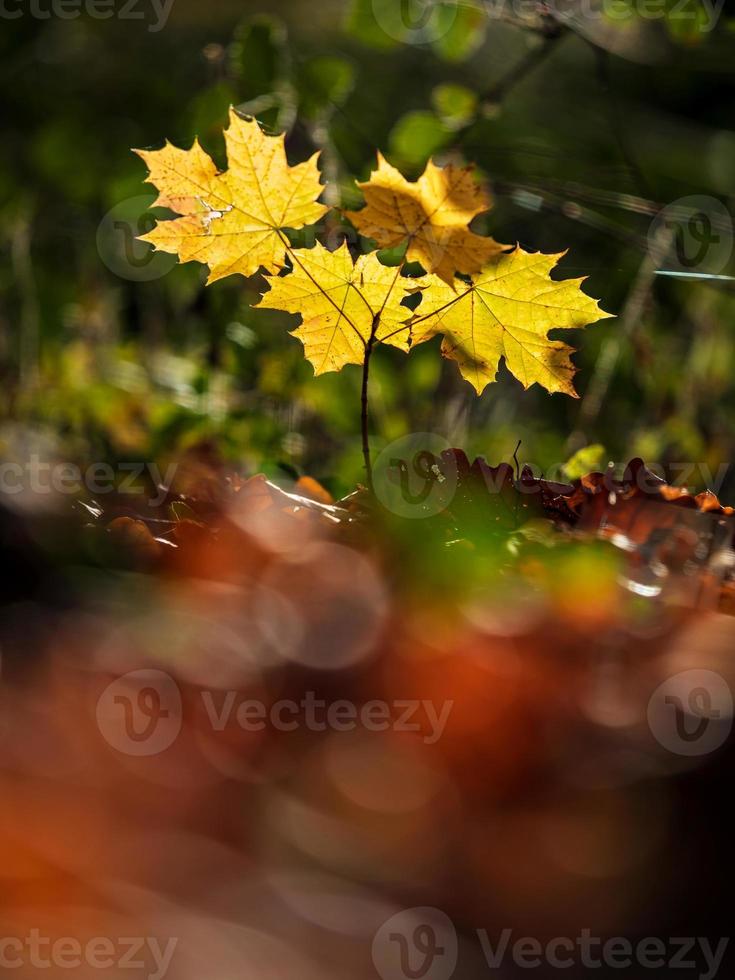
[[256, 242, 423, 374], [345, 152, 505, 284], [134, 109, 328, 284], [410, 247, 613, 396]]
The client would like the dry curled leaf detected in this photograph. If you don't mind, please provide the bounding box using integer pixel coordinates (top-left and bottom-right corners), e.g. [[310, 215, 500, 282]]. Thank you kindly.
[[134, 109, 328, 283], [106, 516, 165, 561], [296, 475, 335, 505]]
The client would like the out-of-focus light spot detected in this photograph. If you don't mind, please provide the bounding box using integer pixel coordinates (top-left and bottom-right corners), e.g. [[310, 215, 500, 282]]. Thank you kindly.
[[254, 543, 387, 670], [580, 659, 646, 728], [267, 871, 392, 937], [462, 580, 547, 636], [620, 578, 662, 597], [252, 586, 305, 662], [281, 431, 306, 457], [325, 734, 445, 815], [94, 603, 261, 689], [539, 789, 668, 879]]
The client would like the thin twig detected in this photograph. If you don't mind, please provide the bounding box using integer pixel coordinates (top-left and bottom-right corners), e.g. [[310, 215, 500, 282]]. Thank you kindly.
[[361, 323, 377, 492], [512, 440, 522, 480], [570, 222, 675, 446], [480, 31, 564, 107]]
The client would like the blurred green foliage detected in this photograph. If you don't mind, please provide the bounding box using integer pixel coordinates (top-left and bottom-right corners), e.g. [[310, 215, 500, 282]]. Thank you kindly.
[[1, 0, 734, 498]]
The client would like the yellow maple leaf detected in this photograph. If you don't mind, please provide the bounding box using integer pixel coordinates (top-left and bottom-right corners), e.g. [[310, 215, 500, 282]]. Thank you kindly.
[[345, 153, 506, 285], [133, 109, 328, 284], [256, 242, 423, 374], [409, 247, 613, 396]]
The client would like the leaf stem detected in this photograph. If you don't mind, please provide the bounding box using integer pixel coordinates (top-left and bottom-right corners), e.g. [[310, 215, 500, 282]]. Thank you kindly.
[[361, 317, 378, 493], [389, 286, 470, 338], [361, 260, 407, 493], [276, 229, 366, 347], [276, 232, 411, 494]]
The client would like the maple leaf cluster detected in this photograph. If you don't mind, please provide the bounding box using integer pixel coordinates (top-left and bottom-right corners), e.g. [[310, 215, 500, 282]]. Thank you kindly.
[[135, 109, 612, 397]]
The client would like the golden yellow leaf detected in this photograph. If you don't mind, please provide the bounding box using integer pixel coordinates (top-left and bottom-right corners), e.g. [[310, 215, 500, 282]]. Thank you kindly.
[[409, 247, 613, 396], [257, 242, 423, 374], [134, 109, 328, 284], [345, 153, 506, 284]]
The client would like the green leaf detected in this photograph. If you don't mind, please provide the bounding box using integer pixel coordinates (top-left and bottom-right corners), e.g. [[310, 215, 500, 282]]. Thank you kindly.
[[562, 444, 606, 480], [345, 0, 400, 50], [663, 0, 710, 43], [188, 83, 239, 144], [388, 111, 450, 170], [228, 14, 290, 98], [346, 0, 486, 57], [431, 83, 478, 128], [298, 55, 356, 120], [430, 2, 487, 62]]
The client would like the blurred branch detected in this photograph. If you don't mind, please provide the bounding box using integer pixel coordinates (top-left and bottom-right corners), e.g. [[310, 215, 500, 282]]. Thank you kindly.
[[570, 223, 675, 446], [523, 179, 659, 219], [492, 178, 646, 249], [478, 30, 565, 109], [11, 210, 40, 391], [456, 26, 566, 144]]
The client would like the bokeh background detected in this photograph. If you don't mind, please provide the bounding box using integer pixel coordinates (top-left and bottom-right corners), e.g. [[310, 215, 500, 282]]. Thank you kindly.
[[3, 6, 735, 979], [2, 0, 735, 496]]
